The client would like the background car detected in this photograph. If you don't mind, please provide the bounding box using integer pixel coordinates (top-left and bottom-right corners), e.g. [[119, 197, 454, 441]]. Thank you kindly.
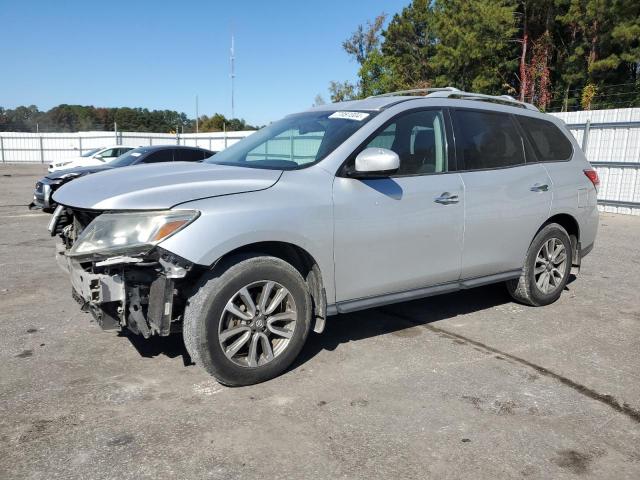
[[32, 145, 217, 212], [48, 146, 135, 172]]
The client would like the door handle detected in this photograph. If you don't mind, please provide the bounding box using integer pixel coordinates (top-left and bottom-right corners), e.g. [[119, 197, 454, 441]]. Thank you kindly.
[[434, 192, 459, 205], [530, 183, 549, 192]]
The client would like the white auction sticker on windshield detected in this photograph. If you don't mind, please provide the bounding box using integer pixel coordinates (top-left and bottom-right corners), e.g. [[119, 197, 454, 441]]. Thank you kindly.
[[328, 111, 370, 121], [130, 152, 142, 157]]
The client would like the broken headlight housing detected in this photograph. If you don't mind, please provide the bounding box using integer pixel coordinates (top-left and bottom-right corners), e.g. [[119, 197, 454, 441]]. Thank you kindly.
[[68, 210, 199, 258]]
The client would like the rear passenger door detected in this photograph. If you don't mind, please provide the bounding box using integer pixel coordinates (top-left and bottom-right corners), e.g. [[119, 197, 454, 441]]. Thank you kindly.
[[452, 109, 552, 279]]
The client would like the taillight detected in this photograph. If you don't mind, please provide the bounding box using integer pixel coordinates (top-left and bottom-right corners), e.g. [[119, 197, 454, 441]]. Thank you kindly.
[[584, 169, 600, 190]]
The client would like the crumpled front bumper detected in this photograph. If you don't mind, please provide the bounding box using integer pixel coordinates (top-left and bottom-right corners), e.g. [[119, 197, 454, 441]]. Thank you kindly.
[[56, 243, 193, 337], [61, 254, 125, 305]]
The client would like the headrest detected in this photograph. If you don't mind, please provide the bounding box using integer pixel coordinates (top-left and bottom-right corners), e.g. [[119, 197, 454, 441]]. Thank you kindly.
[[414, 129, 435, 152]]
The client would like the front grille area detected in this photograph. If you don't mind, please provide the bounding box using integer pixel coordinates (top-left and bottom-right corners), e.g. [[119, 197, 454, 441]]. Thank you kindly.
[[71, 208, 103, 231], [54, 207, 103, 247]]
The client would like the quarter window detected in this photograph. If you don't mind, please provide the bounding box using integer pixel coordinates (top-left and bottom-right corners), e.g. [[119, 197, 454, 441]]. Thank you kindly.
[[363, 109, 448, 176], [452, 110, 526, 170], [516, 116, 573, 161]]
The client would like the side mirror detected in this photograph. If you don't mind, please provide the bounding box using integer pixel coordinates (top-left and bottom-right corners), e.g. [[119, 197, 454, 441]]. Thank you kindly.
[[353, 148, 399, 177]]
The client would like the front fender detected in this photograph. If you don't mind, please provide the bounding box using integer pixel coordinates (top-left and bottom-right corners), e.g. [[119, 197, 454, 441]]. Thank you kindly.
[[159, 168, 336, 302]]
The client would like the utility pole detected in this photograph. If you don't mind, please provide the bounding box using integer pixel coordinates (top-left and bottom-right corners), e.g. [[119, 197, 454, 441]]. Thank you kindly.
[[230, 35, 235, 119], [195, 94, 199, 134]]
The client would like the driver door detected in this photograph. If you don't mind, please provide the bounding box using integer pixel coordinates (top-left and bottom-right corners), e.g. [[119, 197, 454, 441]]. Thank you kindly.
[[332, 108, 464, 306]]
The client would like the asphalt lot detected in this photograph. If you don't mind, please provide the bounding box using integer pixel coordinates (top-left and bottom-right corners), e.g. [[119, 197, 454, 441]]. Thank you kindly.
[[1, 164, 639, 479]]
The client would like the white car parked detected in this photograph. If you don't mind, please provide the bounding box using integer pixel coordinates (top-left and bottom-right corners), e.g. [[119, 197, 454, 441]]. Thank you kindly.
[[48, 146, 134, 172]]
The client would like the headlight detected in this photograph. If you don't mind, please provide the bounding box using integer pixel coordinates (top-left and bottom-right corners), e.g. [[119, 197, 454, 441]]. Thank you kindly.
[[68, 210, 199, 257]]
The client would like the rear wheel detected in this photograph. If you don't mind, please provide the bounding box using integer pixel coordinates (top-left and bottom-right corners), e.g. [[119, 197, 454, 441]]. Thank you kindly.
[[506, 223, 573, 306], [183, 254, 312, 386]]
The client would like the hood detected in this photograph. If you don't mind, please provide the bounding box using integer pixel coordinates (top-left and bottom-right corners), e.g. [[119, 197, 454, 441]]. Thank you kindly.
[[52, 162, 283, 210], [46, 164, 113, 180]]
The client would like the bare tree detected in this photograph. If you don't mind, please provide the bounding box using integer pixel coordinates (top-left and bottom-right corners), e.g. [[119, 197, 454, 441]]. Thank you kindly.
[[342, 14, 387, 65]]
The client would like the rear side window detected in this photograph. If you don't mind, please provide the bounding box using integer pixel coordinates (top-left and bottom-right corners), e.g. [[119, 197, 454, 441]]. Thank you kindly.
[[142, 150, 173, 163], [176, 149, 206, 162], [516, 116, 573, 161], [452, 110, 525, 170]]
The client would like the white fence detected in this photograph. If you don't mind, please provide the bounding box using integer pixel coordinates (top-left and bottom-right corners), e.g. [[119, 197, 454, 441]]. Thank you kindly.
[[1, 108, 640, 214], [0, 130, 255, 164], [550, 109, 640, 215]]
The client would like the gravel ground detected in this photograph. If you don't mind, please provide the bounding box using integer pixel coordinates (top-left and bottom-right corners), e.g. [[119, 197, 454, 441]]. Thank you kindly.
[[1, 164, 639, 479]]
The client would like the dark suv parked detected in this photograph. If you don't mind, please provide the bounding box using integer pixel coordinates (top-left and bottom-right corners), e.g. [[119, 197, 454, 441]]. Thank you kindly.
[[31, 145, 216, 212]]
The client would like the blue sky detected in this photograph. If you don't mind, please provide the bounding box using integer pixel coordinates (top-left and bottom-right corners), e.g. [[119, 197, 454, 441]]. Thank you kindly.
[[0, 0, 408, 126]]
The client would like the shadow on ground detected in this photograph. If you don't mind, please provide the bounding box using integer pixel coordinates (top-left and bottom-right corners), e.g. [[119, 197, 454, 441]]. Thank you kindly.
[[291, 282, 514, 369], [119, 277, 577, 371]]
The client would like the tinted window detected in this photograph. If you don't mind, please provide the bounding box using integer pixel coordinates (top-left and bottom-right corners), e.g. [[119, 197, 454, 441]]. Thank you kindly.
[[453, 110, 525, 170], [516, 116, 573, 161], [176, 149, 206, 162], [363, 109, 448, 175], [142, 150, 173, 163]]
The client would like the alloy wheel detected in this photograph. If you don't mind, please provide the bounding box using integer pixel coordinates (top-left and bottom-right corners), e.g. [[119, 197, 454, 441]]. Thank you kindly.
[[218, 280, 298, 367], [534, 237, 568, 295]]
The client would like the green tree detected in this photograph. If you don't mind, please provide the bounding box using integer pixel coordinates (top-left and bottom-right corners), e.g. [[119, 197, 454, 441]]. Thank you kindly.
[[381, 0, 436, 91], [431, 0, 518, 93]]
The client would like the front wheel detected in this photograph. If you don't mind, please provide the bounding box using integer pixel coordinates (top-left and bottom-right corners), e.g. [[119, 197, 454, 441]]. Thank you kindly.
[[183, 255, 312, 386], [506, 223, 573, 307]]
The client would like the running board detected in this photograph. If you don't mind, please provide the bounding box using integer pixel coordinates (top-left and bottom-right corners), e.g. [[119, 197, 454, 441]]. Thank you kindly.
[[329, 270, 522, 315]]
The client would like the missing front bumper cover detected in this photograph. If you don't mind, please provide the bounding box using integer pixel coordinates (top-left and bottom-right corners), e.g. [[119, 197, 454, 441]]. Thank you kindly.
[[62, 249, 192, 337]]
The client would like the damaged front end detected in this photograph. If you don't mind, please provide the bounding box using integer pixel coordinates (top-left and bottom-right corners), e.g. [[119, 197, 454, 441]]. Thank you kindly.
[[50, 205, 200, 338]]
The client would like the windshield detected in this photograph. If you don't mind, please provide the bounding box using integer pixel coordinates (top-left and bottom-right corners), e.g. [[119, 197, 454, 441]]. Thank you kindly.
[[205, 110, 376, 170], [81, 148, 101, 157], [108, 147, 149, 167]]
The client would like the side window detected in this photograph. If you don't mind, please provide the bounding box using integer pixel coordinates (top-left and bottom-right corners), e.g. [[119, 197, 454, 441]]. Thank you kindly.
[[363, 109, 448, 176], [452, 110, 525, 170], [98, 149, 116, 157], [142, 150, 173, 163], [516, 116, 573, 162], [175, 149, 205, 162], [117, 148, 131, 156]]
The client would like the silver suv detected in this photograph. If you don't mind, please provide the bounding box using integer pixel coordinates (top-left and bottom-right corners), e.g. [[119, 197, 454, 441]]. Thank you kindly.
[[50, 88, 599, 386]]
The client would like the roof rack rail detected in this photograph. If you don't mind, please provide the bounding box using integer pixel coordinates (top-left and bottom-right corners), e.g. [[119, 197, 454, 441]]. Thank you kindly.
[[369, 88, 539, 111], [368, 87, 461, 98], [443, 92, 539, 111]]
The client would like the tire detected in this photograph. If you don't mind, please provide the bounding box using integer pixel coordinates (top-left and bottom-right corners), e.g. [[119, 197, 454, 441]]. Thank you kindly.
[[183, 254, 312, 386], [506, 223, 573, 307]]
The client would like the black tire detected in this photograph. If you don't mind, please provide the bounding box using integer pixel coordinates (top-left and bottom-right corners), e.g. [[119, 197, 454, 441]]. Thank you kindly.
[[506, 223, 573, 307], [183, 254, 312, 386]]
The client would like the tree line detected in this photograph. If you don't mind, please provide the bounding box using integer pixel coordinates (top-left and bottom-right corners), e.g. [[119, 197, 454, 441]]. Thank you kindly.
[[0, 104, 258, 133], [325, 0, 640, 111]]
